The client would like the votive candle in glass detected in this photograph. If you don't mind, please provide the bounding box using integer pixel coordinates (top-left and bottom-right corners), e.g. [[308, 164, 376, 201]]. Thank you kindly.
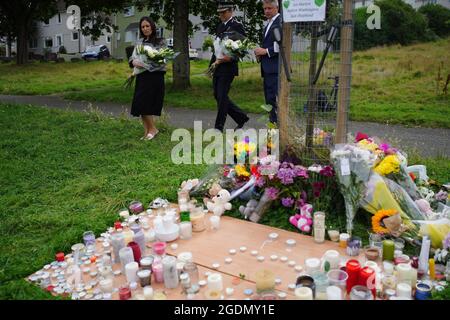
[[305, 258, 321, 274], [294, 287, 313, 300], [346, 236, 362, 256], [326, 285, 342, 300], [190, 209, 206, 232], [207, 273, 223, 292], [125, 261, 139, 284], [364, 246, 380, 261], [183, 262, 199, 286], [83, 231, 96, 246], [328, 230, 340, 242], [382, 240, 395, 261], [152, 241, 167, 257], [313, 211, 326, 244], [119, 285, 131, 300], [396, 282, 412, 299], [322, 250, 340, 271], [339, 233, 350, 248], [327, 269, 348, 292], [137, 269, 151, 287], [111, 232, 125, 264], [162, 256, 179, 289], [346, 259, 361, 294], [133, 230, 146, 255], [127, 241, 141, 263], [152, 259, 164, 283], [359, 266, 376, 298], [140, 256, 154, 271], [179, 222, 193, 240]]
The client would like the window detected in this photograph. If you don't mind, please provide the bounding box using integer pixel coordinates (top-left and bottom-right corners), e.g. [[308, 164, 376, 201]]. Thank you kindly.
[[55, 34, 63, 47], [44, 38, 53, 48], [29, 38, 38, 49], [72, 32, 79, 41], [43, 18, 50, 26], [156, 27, 164, 38], [106, 35, 111, 43], [123, 6, 135, 17], [125, 31, 134, 42], [57, 13, 62, 24]]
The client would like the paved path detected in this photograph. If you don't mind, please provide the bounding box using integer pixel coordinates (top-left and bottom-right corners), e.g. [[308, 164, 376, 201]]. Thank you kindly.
[[1, 94, 449, 157]]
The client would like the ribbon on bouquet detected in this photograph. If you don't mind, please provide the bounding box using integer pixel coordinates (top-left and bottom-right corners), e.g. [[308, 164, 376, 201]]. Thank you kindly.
[[229, 175, 256, 201]]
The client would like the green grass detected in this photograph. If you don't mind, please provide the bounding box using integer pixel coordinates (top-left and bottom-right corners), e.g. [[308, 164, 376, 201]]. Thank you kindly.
[[0, 103, 449, 299], [1, 38, 449, 127]]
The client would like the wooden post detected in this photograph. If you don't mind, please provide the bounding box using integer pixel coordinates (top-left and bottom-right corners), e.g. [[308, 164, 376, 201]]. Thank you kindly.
[[305, 25, 319, 152], [335, 0, 354, 144], [278, 22, 292, 153]]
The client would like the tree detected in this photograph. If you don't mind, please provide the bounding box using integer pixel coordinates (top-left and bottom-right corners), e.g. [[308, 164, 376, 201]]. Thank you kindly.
[[419, 4, 450, 38], [135, 0, 264, 89]]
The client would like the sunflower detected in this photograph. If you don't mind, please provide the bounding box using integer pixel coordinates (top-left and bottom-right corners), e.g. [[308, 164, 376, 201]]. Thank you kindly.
[[372, 209, 398, 234]]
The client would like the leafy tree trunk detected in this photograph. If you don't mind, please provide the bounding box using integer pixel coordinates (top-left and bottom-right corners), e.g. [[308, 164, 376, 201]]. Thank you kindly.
[[172, 0, 190, 90], [16, 24, 29, 64], [6, 32, 13, 57]]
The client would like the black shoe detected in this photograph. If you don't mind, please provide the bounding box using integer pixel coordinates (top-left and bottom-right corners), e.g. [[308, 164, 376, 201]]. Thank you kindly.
[[235, 117, 249, 130]]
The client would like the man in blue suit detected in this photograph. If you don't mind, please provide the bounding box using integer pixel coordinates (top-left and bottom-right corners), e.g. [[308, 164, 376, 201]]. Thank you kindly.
[[254, 0, 281, 124]]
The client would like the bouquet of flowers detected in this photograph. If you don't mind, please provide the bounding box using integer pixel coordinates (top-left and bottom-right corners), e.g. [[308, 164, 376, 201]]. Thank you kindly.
[[124, 45, 178, 88], [205, 36, 256, 77]]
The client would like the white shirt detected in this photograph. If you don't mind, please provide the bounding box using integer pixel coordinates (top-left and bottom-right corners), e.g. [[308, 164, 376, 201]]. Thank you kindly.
[[264, 13, 280, 38]]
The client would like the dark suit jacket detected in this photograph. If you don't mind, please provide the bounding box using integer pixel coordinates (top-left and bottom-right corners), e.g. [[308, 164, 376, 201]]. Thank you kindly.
[[209, 17, 246, 77], [260, 14, 281, 77]]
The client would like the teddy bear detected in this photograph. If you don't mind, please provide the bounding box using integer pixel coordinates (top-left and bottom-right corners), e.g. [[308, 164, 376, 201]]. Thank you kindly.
[[206, 189, 232, 216], [239, 199, 259, 219], [289, 204, 313, 233], [203, 182, 223, 206]]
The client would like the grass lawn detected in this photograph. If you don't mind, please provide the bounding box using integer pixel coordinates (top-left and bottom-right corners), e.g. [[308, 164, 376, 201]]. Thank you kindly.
[[0, 38, 449, 128], [0, 103, 449, 299]]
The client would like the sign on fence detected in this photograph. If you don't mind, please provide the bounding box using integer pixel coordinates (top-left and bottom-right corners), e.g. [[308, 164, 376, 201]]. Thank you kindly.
[[282, 0, 326, 22]]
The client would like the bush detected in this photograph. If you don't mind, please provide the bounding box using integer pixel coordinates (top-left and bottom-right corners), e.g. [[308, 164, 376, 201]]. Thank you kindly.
[[419, 4, 450, 38], [354, 0, 435, 51]]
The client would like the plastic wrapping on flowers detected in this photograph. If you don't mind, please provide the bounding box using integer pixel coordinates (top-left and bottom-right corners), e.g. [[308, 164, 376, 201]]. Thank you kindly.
[[189, 165, 235, 198]]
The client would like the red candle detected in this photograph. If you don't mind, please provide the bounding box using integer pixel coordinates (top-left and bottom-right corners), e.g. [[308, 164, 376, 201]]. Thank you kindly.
[[114, 221, 122, 230], [127, 241, 141, 264], [119, 286, 131, 300], [346, 259, 361, 294], [359, 266, 376, 298], [55, 252, 65, 262]]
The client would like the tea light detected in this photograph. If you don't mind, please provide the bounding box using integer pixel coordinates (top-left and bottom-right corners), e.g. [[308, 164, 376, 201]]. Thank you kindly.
[[326, 286, 342, 300], [295, 287, 313, 300], [339, 233, 350, 248], [125, 262, 139, 284], [229, 249, 237, 255], [396, 282, 412, 298], [270, 255, 278, 261], [286, 239, 296, 247], [207, 273, 223, 292], [278, 292, 287, 299], [257, 256, 265, 262], [288, 283, 296, 290], [295, 265, 303, 272], [288, 261, 296, 267], [251, 250, 258, 256], [225, 258, 233, 264], [198, 280, 207, 287], [305, 258, 321, 274], [212, 263, 220, 270], [275, 278, 282, 284], [269, 233, 279, 240], [170, 243, 178, 250], [225, 287, 234, 296], [328, 230, 340, 242], [239, 246, 247, 252]]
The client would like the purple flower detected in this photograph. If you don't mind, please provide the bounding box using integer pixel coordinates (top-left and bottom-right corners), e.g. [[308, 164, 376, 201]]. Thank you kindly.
[[255, 177, 265, 187], [435, 190, 448, 202], [266, 187, 279, 200], [294, 165, 309, 179], [277, 166, 296, 185], [281, 197, 295, 207], [444, 233, 450, 250]]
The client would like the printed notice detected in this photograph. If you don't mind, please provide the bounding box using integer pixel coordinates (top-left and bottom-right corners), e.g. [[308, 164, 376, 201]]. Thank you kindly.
[[282, 0, 326, 22]]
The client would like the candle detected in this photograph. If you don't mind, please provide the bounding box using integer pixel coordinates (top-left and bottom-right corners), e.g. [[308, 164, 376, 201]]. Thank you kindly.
[[396, 282, 412, 299], [152, 259, 164, 283], [209, 215, 221, 230], [118, 246, 134, 273], [295, 275, 316, 298], [313, 211, 326, 243], [350, 285, 373, 300], [207, 273, 223, 292], [179, 222, 193, 240], [205, 289, 222, 300], [119, 285, 131, 300], [190, 210, 206, 232], [55, 252, 65, 262], [294, 287, 313, 300], [326, 285, 342, 300], [140, 256, 154, 271], [125, 261, 139, 284], [118, 208, 130, 219], [162, 256, 179, 289], [327, 269, 348, 292], [133, 230, 146, 254], [143, 286, 154, 300], [359, 266, 376, 298], [127, 241, 142, 263], [339, 233, 350, 248], [129, 201, 144, 214], [137, 269, 151, 287], [328, 230, 340, 242], [364, 246, 380, 261], [415, 282, 432, 300], [152, 241, 166, 257], [429, 258, 435, 280], [346, 236, 362, 256], [111, 232, 125, 264], [83, 231, 96, 246], [114, 221, 122, 230], [123, 230, 134, 245], [322, 250, 340, 271], [346, 259, 361, 294], [255, 269, 275, 293], [178, 252, 193, 264], [99, 278, 113, 293], [382, 240, 395, 261], [383, 261, 394, 275], [396, 263, 412, 284], [183, 262, 199, 286], [305, 258, 321, 274]]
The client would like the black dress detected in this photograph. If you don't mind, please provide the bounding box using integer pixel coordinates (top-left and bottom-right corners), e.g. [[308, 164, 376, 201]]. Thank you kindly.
[[130, 39, 166, 117]]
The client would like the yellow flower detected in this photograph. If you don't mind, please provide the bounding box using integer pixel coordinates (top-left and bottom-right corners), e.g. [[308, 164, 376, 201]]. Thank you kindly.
[[374, 155, 400, 175], [235, 164, 250, 177], [372, 209, 397, 234], [358, 139, 379, 152]]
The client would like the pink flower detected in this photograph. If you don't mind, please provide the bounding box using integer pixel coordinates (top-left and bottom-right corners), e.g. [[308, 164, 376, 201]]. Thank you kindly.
[[266, 187, 279, 200], [355, 132, 369, 142]]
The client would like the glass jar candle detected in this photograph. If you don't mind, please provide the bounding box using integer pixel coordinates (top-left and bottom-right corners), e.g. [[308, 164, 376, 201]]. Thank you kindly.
[[364, 245, 380, 261], [312, 272, 329, 300], [346, 259, 361, 294], [350, 285, 373, 300], [179, 222, 193, 240], [346, 236, 362, 256], [119, 285, 131, 300], [327, 230, 340, 242], [137, 269, 151, 287], [129, 201, 144, 214], [162, 256, 179, 289], [296, 275, 316, 298], [327, 269, 348, 292], [313, 211, 326, 243], [326, 285, 343, 300], [294, 287, 313, 300], [119, 247, 134, 273], [190, 208, 206, 232], [83, 231, 96, 246], [127, 241, 142, 263], [207, 273, 223, 292], [255, 269, 275, 293], [125, 261, 139, 284], [359, 266, 376, 298], [183, 262, 199, 286], [152, 258, 164, 283], [339, 233, 350, 248], [133, 230, 146, 255], [111, 232, 125, 264], [152, 241, 166, 258], [305, 258, 321, 274], [140, 256, 154, 271], [322, 250, 340, 271]]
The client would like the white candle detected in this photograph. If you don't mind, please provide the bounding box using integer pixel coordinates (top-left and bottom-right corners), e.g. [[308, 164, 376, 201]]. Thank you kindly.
[[326, 285, 342, 300], [179, 222, 193, 240], [295, 287, 313, 300], [207, 273, 223, 292], [210, 215, 221, 230], [119, 247, 134, 273], [323, 250, 340, 270], [143, 286, 154, 300], [125, 261, 139, 284], [99, 278, 113, 293], [305, 258, 321, 274], [396, 263, 412, 284], [396, 282, 412, 298]]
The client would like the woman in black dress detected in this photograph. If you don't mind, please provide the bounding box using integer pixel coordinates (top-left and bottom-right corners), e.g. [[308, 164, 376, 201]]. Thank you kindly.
[[129, 17, 166, 140]]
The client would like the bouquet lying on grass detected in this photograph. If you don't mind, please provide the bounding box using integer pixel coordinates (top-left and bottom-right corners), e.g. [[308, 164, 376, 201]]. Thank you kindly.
[[206, 37, 256, 77], [124, 45, 178, 88]]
